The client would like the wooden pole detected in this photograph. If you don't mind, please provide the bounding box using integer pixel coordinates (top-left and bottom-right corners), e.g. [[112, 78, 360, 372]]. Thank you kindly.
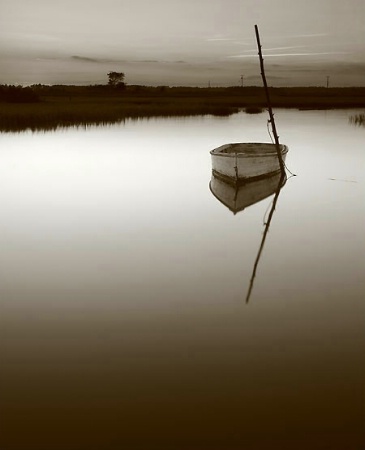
[[245, 173, 286, 303], [254, 25, 285, 175]]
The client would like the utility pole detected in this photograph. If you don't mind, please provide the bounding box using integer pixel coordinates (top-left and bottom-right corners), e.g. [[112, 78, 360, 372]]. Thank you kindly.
[[326, 76, 330, 88], [240, 75, 244, 87]]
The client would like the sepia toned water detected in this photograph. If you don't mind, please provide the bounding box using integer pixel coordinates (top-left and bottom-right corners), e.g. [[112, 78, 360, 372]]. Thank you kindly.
[[0, 110, 364, 450]]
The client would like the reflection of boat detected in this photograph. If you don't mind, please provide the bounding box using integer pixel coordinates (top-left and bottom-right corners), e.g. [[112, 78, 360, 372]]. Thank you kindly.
[[210, 170, 286, 214], [210, 143, 289, 184]]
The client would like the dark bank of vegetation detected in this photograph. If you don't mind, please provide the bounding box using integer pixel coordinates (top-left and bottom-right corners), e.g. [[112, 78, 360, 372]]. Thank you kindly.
[[0, 84, 40, 104], [1, 83, 365, 132], [245, 106, 264, 114]]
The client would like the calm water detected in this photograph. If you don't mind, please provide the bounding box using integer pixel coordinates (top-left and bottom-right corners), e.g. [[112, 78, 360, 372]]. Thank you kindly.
[[0, 110, 364, 450]]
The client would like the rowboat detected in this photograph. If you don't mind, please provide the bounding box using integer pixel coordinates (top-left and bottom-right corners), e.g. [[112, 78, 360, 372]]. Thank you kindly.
[[209, 170, 286, 214], [210, 142, 288, 185]]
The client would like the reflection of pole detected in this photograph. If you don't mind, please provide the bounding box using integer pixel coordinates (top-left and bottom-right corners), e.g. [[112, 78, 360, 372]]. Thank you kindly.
[[245, 174, 286, 304], [254, 25, 285, 176]]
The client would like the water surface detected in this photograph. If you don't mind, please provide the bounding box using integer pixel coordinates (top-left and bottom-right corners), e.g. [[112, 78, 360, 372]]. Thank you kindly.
[[0, 110, 364, 449]]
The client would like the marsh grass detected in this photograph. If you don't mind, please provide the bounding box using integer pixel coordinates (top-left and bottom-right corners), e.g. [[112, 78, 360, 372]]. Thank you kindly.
[[349, 113, 365, 126], [1, 85, 365, 132], [0, 97, 240, 132], [245, 106, 264, 114]]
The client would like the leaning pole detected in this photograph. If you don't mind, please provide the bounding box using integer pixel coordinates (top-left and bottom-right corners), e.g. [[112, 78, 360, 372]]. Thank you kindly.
[[254, 24, 285, 175]]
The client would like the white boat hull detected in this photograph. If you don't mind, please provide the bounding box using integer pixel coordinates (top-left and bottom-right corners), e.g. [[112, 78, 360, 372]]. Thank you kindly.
[[210, 143, 288, 184]]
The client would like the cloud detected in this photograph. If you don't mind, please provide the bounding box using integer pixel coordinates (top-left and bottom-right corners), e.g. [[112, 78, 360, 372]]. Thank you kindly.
[[72, 55, 99, 63], [68, 56, 189, 65], [263, 32, 330, 41], [228, 51, 351, 59], [134, 60, 160, 64], [1, 31, 62, 43], [261, 46, 308, 52], [291, 33, 329, 38], [236, 45, 308, 55], [206, 37, 234, 42], [130, 59, 188, 65]]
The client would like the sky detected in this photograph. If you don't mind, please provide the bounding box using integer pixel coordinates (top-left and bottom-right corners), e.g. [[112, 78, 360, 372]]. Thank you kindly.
[[1, 0, 365, 87]]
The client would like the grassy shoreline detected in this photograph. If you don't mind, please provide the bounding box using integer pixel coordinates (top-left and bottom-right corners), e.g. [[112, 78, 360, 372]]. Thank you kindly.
[[1, 85, 365, 132]]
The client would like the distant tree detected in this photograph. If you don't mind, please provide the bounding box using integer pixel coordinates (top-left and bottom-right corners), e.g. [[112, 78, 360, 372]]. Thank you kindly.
[[107, 71, 125, 89]]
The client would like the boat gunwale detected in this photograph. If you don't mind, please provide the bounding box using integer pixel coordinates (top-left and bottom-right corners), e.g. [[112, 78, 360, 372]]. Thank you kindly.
[[210, 143, 289, 158]]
